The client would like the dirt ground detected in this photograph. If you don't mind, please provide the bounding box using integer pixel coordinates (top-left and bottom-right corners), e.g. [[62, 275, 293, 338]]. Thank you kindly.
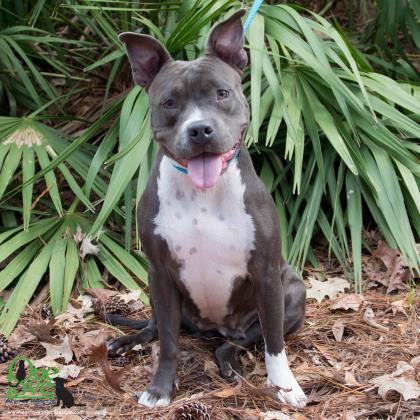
[[0, 264, 418, 419]]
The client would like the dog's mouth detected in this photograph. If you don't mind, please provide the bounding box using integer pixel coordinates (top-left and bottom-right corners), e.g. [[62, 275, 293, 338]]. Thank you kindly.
[[165, 129, 245, 189], [185, 143, 239, 189]]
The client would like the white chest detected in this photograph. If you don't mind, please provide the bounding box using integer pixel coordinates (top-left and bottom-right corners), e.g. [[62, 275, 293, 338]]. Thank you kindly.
[[154, 156, 255, 323]]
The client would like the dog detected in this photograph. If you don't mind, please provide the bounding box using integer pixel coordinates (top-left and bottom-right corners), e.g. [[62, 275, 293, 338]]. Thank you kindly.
[[8, 360, 26, 389], [53, 377, 85, 408], [108, 9, 307, 408]]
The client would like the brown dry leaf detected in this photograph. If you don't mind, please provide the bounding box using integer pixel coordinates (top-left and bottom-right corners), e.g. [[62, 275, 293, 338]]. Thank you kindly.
[[331, 319, 345, 342], [213, 386, 241, 398], [122, 290, 144, 312], [73, 328, 106, 360], [32, 335, 73, 367], [59, 364, 82, 379], [118, 290, 142, 304], [62, 415, 83, 420], [371, 241, 409, 293], [8, 323, 36, 346], [312, 343, 338, 367], [410, 355, 420, 367], [87, 339, 107, 364], [306, 277, 350, 303], [391, 298, 409, 317], [88, 340, 129, 392], [85, 288, 117, 301], [344, 371, 361, 387], [247, 358, 267, 379], [73, 225, 99, 259], [204, 359, 218, 373], [363, 307, 389, 332], [370, 361, 420, 401], [55, 295, 93, 326], [234, 408, 261, 420], [262, 411, 292, 420], [43, 335, 73, 362], [66, 375, 89, 388], [26, 319, 55, 342], [396, 323, 407, 335], [331, 293, 364, 311], [31, 361, 82, 379]]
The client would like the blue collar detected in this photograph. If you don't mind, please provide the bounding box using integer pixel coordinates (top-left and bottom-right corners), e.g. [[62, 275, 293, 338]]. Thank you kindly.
[[172, 146, 240, 174]]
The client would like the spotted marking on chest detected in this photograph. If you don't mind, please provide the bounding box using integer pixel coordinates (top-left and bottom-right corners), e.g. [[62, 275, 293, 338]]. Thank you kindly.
[[154, 156, 255, 323]]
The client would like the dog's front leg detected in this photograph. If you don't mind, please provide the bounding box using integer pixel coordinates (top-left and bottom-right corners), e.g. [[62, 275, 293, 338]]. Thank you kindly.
[[137, 265, 181, 408], [254, 265, 308, 408]]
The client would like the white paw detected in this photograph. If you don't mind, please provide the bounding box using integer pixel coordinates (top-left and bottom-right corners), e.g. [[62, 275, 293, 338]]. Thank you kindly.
[[270, 377, 308, 408], [137, 390, 171, 408], [265, 349, 308, 408]]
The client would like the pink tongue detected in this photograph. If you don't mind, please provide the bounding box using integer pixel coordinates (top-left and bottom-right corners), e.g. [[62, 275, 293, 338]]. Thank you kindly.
[[187, 153, 223, 189]]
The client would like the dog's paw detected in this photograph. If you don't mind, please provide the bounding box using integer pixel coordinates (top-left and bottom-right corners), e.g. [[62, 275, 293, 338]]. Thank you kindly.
[[219, 364, 241, 382], [107, 335, 136, 355], [266, 349, 308, 408], [136, 390, 171, 408], [271, 378, 307, 408], [215, 347, 242, 382]]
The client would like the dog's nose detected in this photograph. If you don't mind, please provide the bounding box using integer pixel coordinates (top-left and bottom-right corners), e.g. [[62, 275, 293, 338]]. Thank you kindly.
[[187, 120, 214, 144]]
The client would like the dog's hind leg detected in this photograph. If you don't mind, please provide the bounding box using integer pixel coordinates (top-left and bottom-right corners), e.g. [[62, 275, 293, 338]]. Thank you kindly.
[[215, 269, 305, 382], [215, 321, 262, 380], [282, 266, 306, 336], [107, 311, 158, 355]]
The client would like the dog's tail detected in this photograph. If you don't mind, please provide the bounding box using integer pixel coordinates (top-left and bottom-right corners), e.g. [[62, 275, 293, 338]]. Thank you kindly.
[[104, 314, 149, 330]]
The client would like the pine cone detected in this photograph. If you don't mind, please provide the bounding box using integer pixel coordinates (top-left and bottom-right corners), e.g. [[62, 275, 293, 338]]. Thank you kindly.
[[172, 402, 210, 420], [93, 295, 130, 319], [112, 355, 132, 367], [0, 334, 18, 363]]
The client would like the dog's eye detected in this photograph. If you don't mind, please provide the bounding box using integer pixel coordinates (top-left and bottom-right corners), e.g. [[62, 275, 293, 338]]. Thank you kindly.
[[217, 89, 229, 100], [162, 99, 175, 109]]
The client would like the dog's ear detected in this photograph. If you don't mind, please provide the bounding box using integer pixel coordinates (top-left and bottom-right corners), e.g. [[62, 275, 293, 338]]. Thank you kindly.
[[206, 9, 247, 70], [119, 33, 171, 89]]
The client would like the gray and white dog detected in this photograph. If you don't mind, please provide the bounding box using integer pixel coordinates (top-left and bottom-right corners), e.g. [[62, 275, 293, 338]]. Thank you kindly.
[[108, 9, 308, 408]]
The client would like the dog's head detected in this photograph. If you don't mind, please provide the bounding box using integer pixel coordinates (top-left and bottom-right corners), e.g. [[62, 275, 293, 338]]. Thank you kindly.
[[53, 377, 66, 386], [120, 10, 249, 188]]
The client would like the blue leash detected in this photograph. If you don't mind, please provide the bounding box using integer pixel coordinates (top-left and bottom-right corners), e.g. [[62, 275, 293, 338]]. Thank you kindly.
[[243, 0, 264, 32], [173, 1, 263, 175]]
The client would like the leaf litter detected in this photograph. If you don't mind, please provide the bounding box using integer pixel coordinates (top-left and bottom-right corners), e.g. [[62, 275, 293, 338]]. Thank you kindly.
[[0, 259, 418, 419], [306, 276, 350, 302], [367, 241, 413, 293]]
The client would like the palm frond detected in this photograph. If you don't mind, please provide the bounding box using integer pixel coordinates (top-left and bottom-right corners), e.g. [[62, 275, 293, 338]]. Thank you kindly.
[[0, 214, 149, 335]]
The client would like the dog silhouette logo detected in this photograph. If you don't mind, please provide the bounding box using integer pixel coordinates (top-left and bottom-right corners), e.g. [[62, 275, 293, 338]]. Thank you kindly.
[[6, 355, 85, 408], [53, 377, 85, 408], [7, 355, 58, 400]]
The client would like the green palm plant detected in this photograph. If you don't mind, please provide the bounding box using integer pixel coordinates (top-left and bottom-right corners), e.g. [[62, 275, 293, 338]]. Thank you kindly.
[[0, 0, 95, 114], [0, 97, 153, 333], [0, 117, 95, 228], [364, 0, 420, 75], [245, 5, 420, 286], [0, 213, 149, 336], [0, 25, 88, 114], [0, 0, 419, 335]]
